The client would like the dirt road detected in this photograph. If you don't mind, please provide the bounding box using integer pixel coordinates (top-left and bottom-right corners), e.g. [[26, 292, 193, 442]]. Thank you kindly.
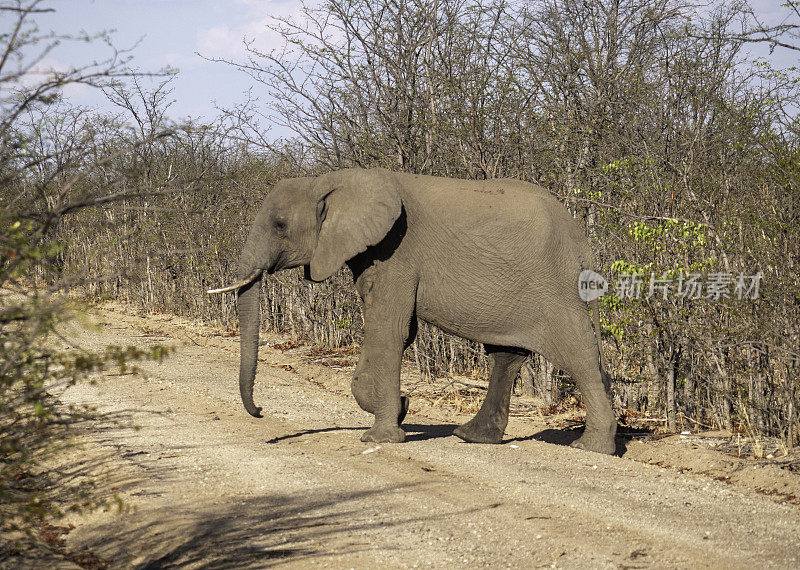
[[48, 304, 800, 568]]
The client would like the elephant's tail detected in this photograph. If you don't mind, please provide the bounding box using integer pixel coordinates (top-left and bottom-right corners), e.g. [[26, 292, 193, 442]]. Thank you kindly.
[[589, 296, 613, 398], [589, 297, 603, 365], [578, 245, 611, 393], [578, 243, 603, 354]]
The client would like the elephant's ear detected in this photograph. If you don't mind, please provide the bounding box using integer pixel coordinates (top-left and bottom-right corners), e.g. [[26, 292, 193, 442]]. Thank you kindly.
[[309, 169, 402, 282]]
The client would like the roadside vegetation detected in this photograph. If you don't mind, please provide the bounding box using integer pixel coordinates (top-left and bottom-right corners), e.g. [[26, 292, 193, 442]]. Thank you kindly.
[[65, 0, 799, 445], [0, 0, 171, 556], [2, 0, 799, 556]]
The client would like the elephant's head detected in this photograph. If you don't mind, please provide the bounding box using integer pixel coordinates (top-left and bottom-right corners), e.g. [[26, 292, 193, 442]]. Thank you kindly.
[[208, 168, 402, 417]]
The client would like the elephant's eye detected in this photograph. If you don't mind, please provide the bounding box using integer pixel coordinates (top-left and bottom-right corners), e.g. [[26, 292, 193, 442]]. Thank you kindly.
[[273, 218, 287, 232]]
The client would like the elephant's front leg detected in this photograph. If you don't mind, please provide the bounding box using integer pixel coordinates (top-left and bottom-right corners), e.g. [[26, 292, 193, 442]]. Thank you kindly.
[[350, 358, 409, 427], [352, 274, 416, 443]]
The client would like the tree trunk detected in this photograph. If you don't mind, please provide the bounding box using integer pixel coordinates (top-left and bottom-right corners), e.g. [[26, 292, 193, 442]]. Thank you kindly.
[[666, 366, 676, 431]]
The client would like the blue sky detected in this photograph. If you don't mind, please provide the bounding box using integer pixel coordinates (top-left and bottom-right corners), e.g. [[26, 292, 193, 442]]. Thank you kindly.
[[31, 0, 316, 122], [26, 0, 800, 129]]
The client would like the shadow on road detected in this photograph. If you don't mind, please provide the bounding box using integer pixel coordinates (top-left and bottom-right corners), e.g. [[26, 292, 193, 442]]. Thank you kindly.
[[507, 425, 633, 456], [264, 426, 364, 444], [70, 484, 484, 568], [264, 422, 457, 444], [403, 423, 456, 441], [261, 418, 640, 456]]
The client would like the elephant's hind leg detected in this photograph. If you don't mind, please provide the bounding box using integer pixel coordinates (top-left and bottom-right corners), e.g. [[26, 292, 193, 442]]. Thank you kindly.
[[566, 354, 617, 455], [553, 329, 617, 455], [454, 345, 529, 444]]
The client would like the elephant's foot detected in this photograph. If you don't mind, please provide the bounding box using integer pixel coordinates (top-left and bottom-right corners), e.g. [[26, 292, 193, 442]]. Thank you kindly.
[[361, 424, 406, 443], [453, 417, 505, 444], [398, 395, 409, 425], [570, 430, 616, 455]]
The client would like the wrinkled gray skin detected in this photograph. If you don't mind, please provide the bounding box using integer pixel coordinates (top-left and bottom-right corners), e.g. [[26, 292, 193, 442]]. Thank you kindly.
[[222, 168, 616, 454]]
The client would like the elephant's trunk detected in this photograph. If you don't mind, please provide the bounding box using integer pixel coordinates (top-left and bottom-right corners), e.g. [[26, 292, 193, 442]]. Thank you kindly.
[[237, 274, 263, 418], [207, 267, 265, 416], [233, 222, 274, 418]]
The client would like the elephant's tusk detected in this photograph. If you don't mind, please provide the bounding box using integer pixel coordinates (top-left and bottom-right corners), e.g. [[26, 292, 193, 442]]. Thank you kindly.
[[207, 269, 263, 294]]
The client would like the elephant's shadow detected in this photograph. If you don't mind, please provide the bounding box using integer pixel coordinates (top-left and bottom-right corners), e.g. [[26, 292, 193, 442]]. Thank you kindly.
[[264, 423, 455, 444], [403, 423, 457, 441], [507, 424, 644, 456], [266, 422, 638, 455]]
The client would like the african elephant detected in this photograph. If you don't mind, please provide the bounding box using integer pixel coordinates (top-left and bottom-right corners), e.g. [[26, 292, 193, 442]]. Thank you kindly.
[[208, 168, 617, 454]]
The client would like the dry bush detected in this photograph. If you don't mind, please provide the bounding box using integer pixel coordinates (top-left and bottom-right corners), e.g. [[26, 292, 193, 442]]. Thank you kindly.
[[52, 0, 799, 449]]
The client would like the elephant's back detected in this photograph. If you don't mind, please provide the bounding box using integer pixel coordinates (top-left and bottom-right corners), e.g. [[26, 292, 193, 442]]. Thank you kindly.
[[395, 172, 581, 253], [397, 172, 552, 211]]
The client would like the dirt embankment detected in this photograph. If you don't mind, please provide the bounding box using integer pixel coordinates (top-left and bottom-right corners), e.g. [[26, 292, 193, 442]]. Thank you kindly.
[[15, 304, 800, 568]]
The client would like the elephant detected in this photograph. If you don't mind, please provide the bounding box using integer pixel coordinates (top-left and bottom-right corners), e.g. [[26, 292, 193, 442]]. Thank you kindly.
[[208, 167, 617, 454]]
